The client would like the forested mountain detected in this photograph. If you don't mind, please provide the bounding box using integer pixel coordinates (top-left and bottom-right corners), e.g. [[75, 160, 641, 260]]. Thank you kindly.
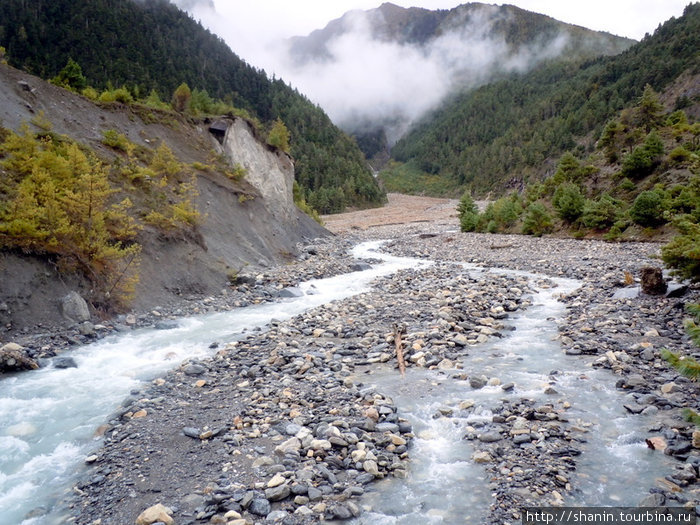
[[285, 2, 634, 160], [389, 3, 700, 196], [0, 0, 384, 213]]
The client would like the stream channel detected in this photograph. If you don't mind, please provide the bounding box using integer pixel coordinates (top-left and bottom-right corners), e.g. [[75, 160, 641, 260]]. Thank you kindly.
[[0, 240, 675, 524]]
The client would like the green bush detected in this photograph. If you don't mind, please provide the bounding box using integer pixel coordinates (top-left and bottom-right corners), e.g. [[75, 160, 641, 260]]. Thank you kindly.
[[457, 192, 479, 232], [661, 219, 700, 282], [621, 131, 664, 179], [581, 194, 622, 230], [552, 182, 585, 222], [522, 202, 553, 237], [629, 190, 666, 226]]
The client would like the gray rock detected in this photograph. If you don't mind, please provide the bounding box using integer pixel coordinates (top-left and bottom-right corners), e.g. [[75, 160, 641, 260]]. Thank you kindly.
[[469, 376, 487, 389], [61, 291, 90, 323], [266, 510, 289, 522], [78, 322, 96, 337], [249, 498, 271, 516], [53, 357, 78, 369], [306, 486, 323, 501], [183, 364, 206, 376], [265, 485, 290, 502], [639, 493, 665, 506], [182, 427, 201, 439], [513, 434, 531, 445], [154, 320, 179, 330], [665, 282, 689, 298], [329, 504, 353, 520], [478, 432, 502, 443], [278, 287, 304, 298], [375, 422, 399, 433], [612, 286, 640, 300]]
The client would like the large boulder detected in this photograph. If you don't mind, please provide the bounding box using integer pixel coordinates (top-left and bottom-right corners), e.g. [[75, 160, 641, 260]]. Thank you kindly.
[[60, 291, 90, 322], [0, 343, 39, 372], [640, 267, 667, 295]]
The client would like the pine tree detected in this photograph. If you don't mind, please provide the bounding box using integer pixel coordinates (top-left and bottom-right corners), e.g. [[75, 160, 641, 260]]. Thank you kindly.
[[171, 82, 192, 113], [267, 118, 290, 153], [661, 304, 700, 425]]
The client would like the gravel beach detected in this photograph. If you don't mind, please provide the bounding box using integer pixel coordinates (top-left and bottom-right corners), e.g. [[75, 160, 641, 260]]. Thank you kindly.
[[50, 195, 700, 525]]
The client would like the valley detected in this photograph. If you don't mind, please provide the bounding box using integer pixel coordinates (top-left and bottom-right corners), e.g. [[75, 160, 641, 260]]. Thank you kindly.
[[0, 1, 699, 524]]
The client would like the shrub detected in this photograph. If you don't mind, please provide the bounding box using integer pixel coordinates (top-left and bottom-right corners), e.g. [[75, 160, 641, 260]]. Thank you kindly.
[[457, 192, 479, 232], [581, 194, 622, 230], [267, 118, 290, 153], [98, 87, 134, 104], [552, 182, 585, 223], [171, 82, 191, 112], [101, 129, 133, 154], [661, 219, 700, 282], [621, 131, 664, 179], [629, 190, 666, 226], [522, 202, 553, 237]]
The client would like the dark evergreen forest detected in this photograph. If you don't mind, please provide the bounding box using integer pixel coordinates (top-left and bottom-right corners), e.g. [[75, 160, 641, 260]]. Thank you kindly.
[[0, 0, 385, 212]]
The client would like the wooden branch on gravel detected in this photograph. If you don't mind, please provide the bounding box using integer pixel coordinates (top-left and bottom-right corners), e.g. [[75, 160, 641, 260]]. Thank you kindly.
[[394, 322, 406, 377]]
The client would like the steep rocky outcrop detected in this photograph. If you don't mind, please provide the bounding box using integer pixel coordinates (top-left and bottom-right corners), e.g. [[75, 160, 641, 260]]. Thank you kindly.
[[0, 64, 326, 335]]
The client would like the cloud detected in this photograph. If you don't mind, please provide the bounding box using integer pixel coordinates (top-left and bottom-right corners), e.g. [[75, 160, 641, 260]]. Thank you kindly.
[[173, 2, 591, 144], [270, 4, 571, 143]]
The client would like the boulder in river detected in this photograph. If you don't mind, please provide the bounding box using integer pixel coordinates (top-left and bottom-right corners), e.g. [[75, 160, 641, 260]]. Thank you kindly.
[[0, 343, 39, 372]]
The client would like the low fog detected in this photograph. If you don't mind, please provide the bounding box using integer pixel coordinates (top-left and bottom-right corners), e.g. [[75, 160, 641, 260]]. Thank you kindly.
[[177, 1, 572, 144], [274, 5, 570, 143]]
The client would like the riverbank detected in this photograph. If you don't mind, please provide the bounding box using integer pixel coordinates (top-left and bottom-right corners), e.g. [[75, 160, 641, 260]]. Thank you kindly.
[[7, 196, 700, 524]]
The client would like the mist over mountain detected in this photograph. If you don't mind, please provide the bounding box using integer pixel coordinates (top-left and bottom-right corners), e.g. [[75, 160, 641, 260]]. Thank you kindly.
[[280, 2, 635, 151]]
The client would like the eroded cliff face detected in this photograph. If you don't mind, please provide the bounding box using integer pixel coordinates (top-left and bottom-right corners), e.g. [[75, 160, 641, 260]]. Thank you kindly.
[[220, 118, 296, 221], [0, 64, 327, 335]]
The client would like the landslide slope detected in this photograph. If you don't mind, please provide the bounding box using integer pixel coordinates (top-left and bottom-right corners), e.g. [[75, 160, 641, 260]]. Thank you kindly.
[[0, 64, 326, 334]]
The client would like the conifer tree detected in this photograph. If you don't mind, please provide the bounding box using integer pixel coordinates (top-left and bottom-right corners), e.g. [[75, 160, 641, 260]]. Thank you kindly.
[[661, 304, 700, 424]]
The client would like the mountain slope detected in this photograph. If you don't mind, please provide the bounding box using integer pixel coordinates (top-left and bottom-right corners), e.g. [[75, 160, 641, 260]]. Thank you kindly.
[[284, 2, 635, 156], [0, 62, 326, 333], [390, 2, 700, 195], [0, 0, 384, 213]]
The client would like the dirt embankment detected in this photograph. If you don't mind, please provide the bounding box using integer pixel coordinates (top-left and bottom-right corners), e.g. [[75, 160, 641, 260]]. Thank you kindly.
[[0, 63, 325, 338]]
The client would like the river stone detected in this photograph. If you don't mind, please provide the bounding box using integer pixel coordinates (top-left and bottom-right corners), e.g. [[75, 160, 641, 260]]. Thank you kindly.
[[275, 437, 301, 455], [375, 422, 399, 433], [278, 287, 303, 298], [267, 473, 286, 488], [472, 451, 492, 463], [184, 363, 207, 376], [665, 441, 692, 457], [693, 431, 700, 449], [60, 291, 90, 322], [469, 376, 487, 389], [0, 344, 39, 372], [363, 460, 380, 476], [624, 374, 646, 389], [135, 503, 174, 525], [639, 493, 666, 506], [154, 320, 179, 330], [478, 432, 502, 443], [513, 433, 532, 445], [329, 504, 353, 520], [307, 486, 323, 501], [249, 498, 271, 516], [265, 484, 290, 502], [53, 357, 78, 369]]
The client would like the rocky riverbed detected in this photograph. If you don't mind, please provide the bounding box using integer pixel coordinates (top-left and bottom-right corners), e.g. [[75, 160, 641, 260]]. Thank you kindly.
[[5, 202, 700, 525]]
